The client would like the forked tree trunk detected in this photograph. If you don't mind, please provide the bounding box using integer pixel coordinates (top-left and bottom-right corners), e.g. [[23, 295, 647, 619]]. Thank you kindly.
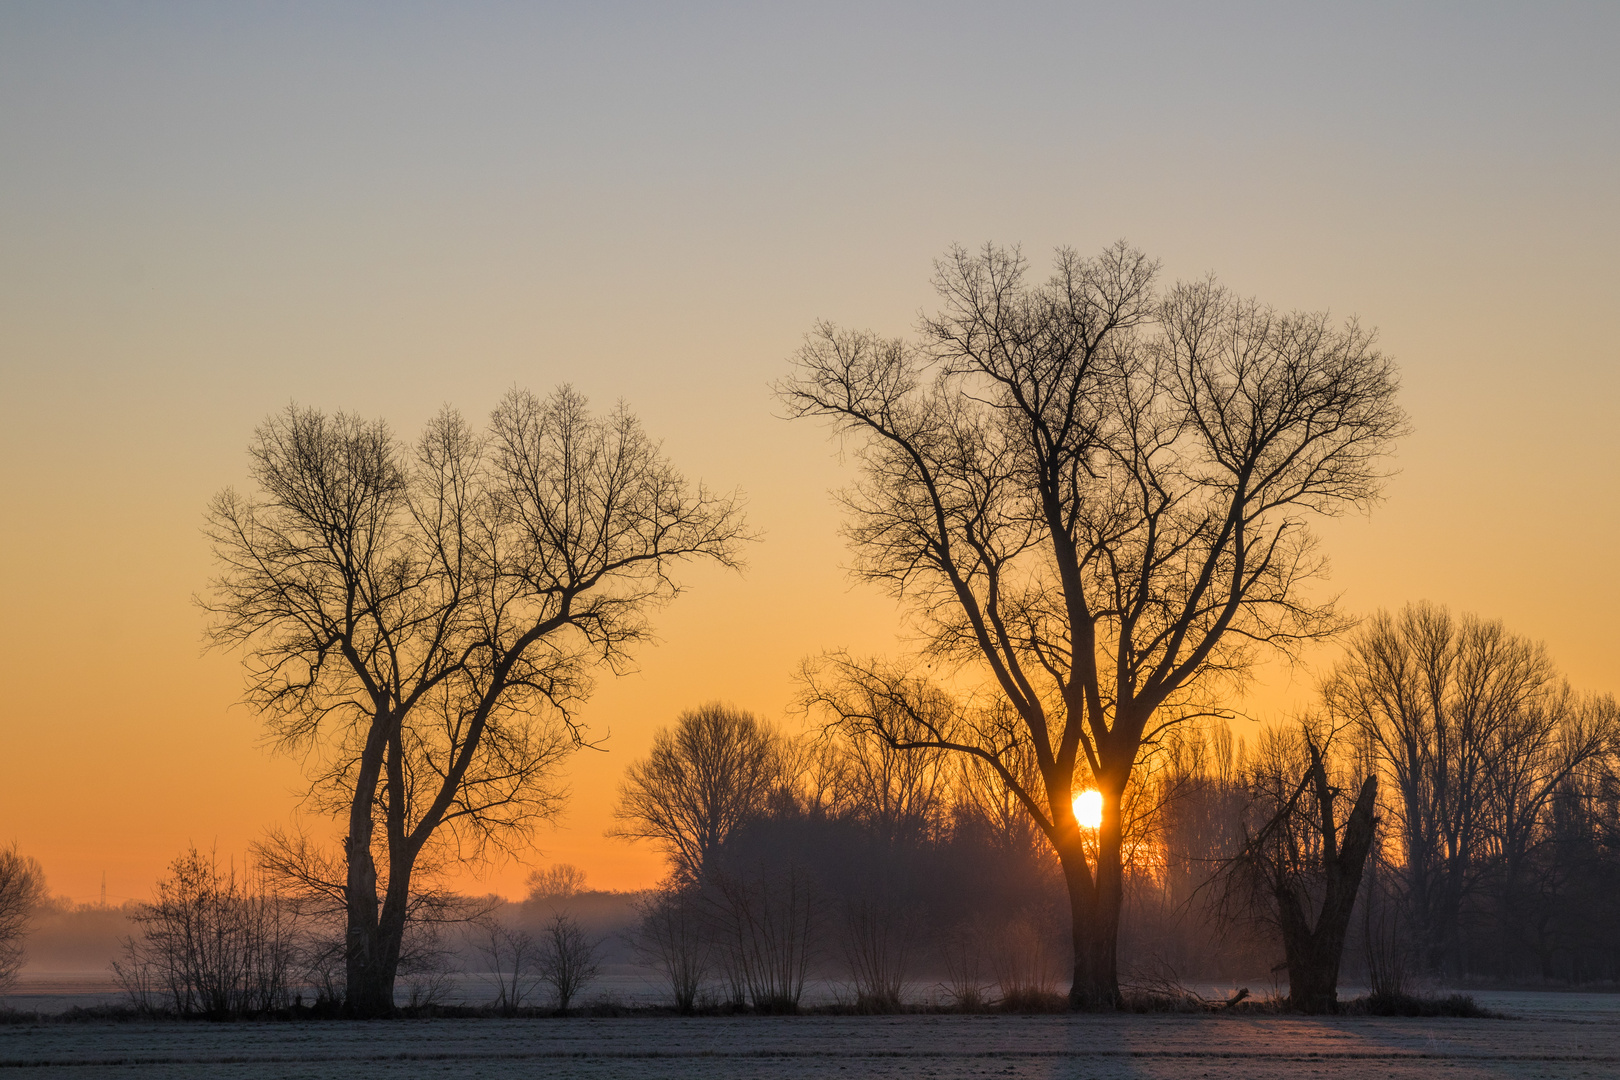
[[1277, 770, 1379, 1014], [344, 925, 399, 1018], [343, 844, 394, 1018], [342, 726, 410, 1019], [344, 859, 413, 1017]]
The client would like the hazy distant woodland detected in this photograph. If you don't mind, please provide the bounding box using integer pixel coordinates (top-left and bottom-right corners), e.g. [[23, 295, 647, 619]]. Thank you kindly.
[[11, 605, 1619, 1017]]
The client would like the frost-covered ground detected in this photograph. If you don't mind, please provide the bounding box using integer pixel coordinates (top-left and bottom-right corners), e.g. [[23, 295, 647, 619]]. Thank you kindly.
[[3, 997, 1620, 1079]]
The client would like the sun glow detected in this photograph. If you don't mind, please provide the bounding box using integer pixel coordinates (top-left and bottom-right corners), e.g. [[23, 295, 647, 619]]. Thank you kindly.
[[1073, 789, 1103, 830]]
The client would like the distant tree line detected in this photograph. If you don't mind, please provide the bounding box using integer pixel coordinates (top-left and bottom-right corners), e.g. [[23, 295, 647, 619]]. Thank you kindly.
[[613, 602, 1619, 1011], [1139, 603, 1619, 990], [614, 702, 1070, 1012]]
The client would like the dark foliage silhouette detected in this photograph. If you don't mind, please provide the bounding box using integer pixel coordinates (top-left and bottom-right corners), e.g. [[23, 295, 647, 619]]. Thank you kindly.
[[1324, 603, 1617, 977]]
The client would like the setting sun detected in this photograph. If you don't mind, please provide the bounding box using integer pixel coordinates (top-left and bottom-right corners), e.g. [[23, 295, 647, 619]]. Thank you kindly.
[[1074, 789, 1103, 830]]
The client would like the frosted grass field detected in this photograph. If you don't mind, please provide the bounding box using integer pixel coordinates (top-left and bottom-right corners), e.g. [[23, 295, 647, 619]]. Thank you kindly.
[[3, 992, 1619, 1079]]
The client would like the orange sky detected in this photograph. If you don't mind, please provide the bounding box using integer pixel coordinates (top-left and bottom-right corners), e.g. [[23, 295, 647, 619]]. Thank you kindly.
[[1, 3, 1617, 905]]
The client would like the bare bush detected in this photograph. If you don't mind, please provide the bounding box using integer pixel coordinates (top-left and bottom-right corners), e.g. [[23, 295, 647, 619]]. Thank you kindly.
[[472, 921, 541, 1013], [989, 918, 1061, 1007], [112, 847, 297, 1017], [841, 892, 914, 1010], [634, 887, 710, 1013], [941, 928, 987, 1009], [538, 911, 600, 1012], [709, 865, 816, 1013], [0, 844, 47, 992]]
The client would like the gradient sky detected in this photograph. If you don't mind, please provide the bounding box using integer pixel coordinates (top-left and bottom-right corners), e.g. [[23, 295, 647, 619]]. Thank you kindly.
[[2, 1, 1616, 905]]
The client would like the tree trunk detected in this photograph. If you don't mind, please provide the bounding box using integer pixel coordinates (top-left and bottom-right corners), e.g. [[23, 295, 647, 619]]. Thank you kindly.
[[344, 862, 414, 1017], [1283, 935, 1344, 1014], [342, 730, 389, 1017], [342, 724, 404, 1019], [343, 836, 394, 1017], [1059, 820, 1123, 1009], [1279, 773, 1378, 1014]]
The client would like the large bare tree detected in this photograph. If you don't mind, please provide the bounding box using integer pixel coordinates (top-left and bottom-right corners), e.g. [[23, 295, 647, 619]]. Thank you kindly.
[[782, 243, 1406, 1007], [205, 387, 746, 1016]]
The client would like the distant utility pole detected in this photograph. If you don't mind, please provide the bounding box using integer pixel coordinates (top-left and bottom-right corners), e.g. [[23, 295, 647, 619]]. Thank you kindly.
[[100, 872, 106, 908]]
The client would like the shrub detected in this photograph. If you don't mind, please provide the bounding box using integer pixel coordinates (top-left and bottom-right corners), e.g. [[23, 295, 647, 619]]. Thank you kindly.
[[112, 847, 296, 1017], [538, 911, 600, 1012]]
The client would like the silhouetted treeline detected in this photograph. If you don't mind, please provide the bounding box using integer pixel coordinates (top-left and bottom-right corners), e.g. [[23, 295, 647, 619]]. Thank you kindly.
[[617, 704, 1076, 1009], [1114, 606, 1620, 988], [619, 604, 1620, 1005], [97, 603, 1619, 1016]]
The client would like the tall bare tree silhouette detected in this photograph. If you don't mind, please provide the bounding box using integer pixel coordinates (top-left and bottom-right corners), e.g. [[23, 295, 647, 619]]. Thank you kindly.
[[783, 242, 1406, 1007], [205, 386, 746, 1016]]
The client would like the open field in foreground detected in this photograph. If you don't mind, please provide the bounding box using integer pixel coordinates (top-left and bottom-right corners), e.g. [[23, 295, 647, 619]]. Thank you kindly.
[[4, 996, 1620, 1080]]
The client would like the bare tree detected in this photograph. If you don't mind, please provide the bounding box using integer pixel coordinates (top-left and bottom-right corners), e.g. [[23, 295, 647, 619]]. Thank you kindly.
[[832, 716, 952, 846], [0, 843, 46, 992], [525, 863, 587, 903], [783, 242, 1406, 1007], [538, 911, 600, 1012], [252, 824, 484, 1006], [205, 387, 746, 1016], [609, 703, 787, 885], [1215, 724, 1377, 1013], [471, 920, 541, 1013]]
